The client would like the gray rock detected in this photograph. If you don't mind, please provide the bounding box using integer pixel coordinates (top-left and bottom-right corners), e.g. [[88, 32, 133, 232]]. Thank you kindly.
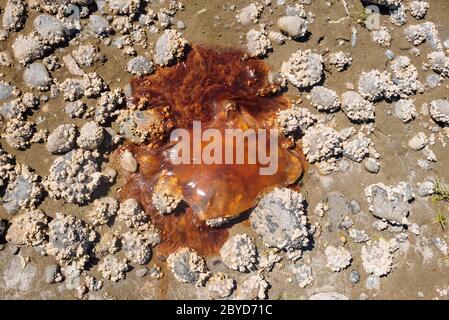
[[417, 181, 434, 197], [417, 159, 431, 170], [4, 119, 35, 150], [2, 0, 26, 32], [64, 101, 86, 118], [97, 255, 128, 282], [236, 3, 263, 25], [12, 34, 47, 65], [58, 78, 84, 102], [426, 74, 441, 88], [358, 70, 390, 102], [0, 82, 13, 100], [421, 22, 442, 49], [349, 228, 370, 243], [285, 4, 306, 17], [44, 149, 103, 204], [268, 31, 288, 45], [393, 99, 416, 123], [177, 21, 186, 30], [46, 124, 77, 154], [338, 159, 350, 172], [148, 265, 163, 279], [290, 264, 314, 288], [72, 45, 105, 68], [135, 267, 148, 278], [3, 255, 37, 291], [385, 49, 395, 60], [364, 158, 380, 174], [167, 248, 209, 285], [390, 56, 422, 98], [432, 237, 448, 255], [349, 199, 361, 214], [388, 225, 404, 233], [138, 14, 154, 26], [390, 4, 407, 26], [61, 264, 81, 290], [246, 29, 272, 57], [429, 99, 449, 126], [326, 192, 350, 231], [365, 183, 412, 225], [126, 56, 154, 76], [3, 167, 43, 214], [154, 29, 187, 66], [309, 86, 340, 112], [89, 15, 111, 37], [349, 270, 360, 284], [250, 188, 311, 258], [46, 213, 97, 268], [281, 50, 324, 89], [408, 132, 428, 151], [365, 275, 380, 290], [76, 121, 104, 150], [277, 15, 308, 38], [339, 216, 354, 230], [121, 229, 157, 265], [23, 63, 52, 91], [94, 89, 125, 124], [108, 0, 140, 15], [33, 15, 67, 44], [395, 232, 408, 242], [219, 234, 257, 272], [341, 91, 375, 122], [119, 150, 137, 172]]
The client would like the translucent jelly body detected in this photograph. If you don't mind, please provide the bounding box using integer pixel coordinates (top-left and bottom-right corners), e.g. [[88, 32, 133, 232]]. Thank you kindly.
[[120, 46, 305, 255]]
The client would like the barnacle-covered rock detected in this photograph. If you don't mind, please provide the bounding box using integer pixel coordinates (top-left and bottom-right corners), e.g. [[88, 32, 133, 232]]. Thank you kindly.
[[361, 238, 398, 276], [3, 165, 43, 214], [281, 50, 323, 89], [309, 86, 340, 112], [341, 91, 375, 122], [365, 182, 414, 225], [205, 273, 235, 299], [250, 188, 311, 260], [167, 247, 210, 286], [246, 29, 272, 58], [117, 198, 148, 228], [6, 209, 49, 246], [325, 245, 352, 272], [234, 274, 269, 300], [98, 255, 129, 282], [429, 99, 449, 126], [154, 29, 187, 66], [45, 213, 97, 270], [302, 125, 342, 163], [220, 234, 257, 272], [44, 149, 103, 204]]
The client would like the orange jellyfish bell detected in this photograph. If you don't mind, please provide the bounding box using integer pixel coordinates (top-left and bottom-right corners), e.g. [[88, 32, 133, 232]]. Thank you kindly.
[[119, 45, 305, 255]]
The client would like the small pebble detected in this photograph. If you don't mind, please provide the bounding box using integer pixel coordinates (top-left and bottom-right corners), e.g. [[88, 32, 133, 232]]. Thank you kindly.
[[364, 158, 380, 174], [349, 270, 360, 284]]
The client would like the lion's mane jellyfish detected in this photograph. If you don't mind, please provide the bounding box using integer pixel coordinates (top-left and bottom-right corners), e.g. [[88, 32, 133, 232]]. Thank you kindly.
[[119, 45, 305, 255]]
